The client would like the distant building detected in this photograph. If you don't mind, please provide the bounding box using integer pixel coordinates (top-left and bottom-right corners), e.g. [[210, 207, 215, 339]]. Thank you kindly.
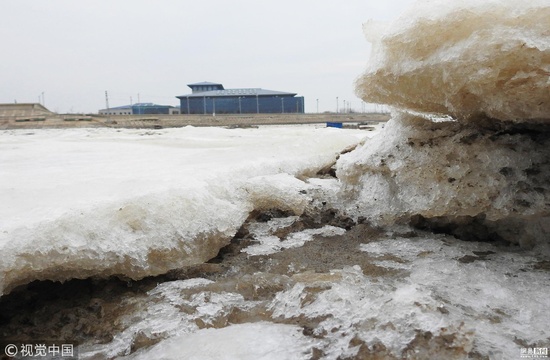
[[176, 82, 305, 114], [0, 103, 53, 117], [99, 103, 178, 115]]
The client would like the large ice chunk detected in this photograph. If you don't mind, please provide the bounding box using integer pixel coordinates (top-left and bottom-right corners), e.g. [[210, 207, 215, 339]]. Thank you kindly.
[[347, 0, 550, 246], [356, 0, 550, 122], [336, 113, 550, 246]]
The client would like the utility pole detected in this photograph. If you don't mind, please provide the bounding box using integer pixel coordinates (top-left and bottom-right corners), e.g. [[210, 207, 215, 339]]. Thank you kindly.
[[105, 91, 110, 112]]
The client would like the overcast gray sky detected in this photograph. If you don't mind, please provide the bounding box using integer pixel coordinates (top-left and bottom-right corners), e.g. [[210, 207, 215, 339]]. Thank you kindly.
[[1, 0, 415, 114]]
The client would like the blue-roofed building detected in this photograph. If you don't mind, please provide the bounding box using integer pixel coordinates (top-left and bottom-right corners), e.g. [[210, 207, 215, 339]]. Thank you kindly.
[[99, 103, 179, 115], [177, 82, 305, 114]]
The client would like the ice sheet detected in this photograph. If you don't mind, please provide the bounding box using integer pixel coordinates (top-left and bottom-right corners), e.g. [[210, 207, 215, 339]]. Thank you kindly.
[[0, 126, 367, 295]]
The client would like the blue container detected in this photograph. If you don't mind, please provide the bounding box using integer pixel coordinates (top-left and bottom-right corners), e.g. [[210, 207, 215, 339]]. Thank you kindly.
[[326, 122, 343, 128]]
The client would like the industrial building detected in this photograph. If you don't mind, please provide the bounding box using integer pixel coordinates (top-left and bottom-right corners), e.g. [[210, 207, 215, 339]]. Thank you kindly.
[[0, 103, 52, 118], [176, 82, 304, 114], [99, 103, 179, 115]]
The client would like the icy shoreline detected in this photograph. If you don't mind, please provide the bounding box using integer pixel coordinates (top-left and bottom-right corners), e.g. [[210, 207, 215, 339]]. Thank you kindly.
[[0, 123, 548, 359], [2, 0, 549, 357]]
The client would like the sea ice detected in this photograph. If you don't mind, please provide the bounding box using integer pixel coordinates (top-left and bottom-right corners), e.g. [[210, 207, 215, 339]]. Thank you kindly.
[[0, 126, 366, 295], [243, 225, 347, 256], [3, 1, 550, 359], [356, 0, 550, 122], [269, 237, 550, 359], [123, 322, 318, 360], [336, 112, 550, 246], [75, 231, 550, 359], [346, 0, 550, 246]]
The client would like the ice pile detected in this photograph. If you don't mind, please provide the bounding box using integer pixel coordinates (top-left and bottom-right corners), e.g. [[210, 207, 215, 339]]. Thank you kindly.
[[343, 0, 550, 246]]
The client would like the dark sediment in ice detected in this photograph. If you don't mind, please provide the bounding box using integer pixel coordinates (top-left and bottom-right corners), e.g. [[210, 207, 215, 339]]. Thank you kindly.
[[337, 114, 550, 247]]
